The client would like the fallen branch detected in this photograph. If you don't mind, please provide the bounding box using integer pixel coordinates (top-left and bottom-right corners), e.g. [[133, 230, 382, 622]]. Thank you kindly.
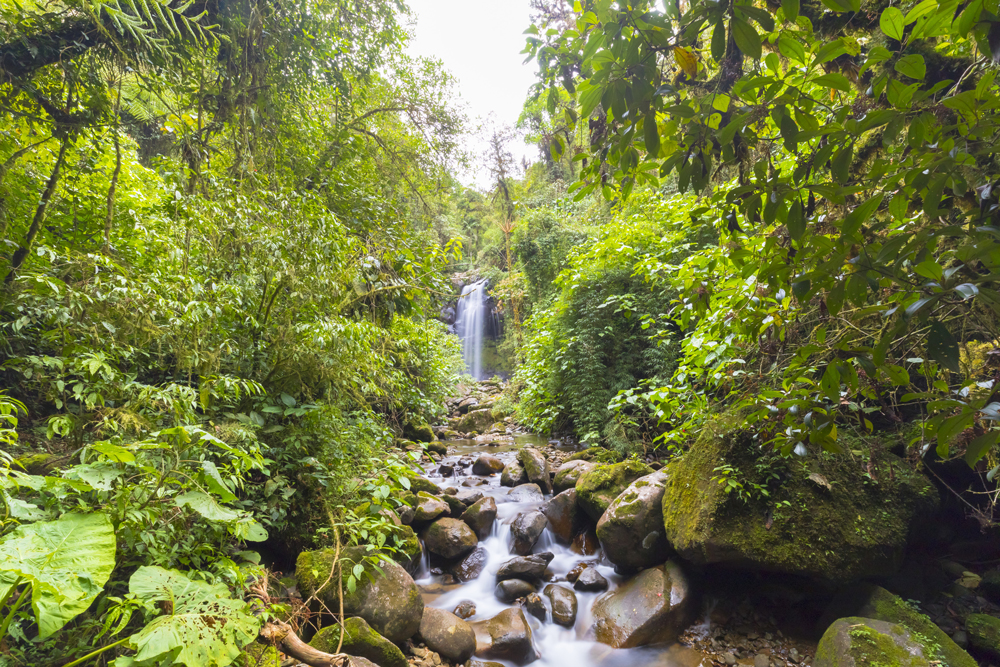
[[260, 619, 353, 667]]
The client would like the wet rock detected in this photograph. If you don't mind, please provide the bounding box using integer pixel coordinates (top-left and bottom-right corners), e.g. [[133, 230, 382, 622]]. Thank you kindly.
[[966, 614, 1000, 659], [458, 397, 480, 414], [596, 471, 672, 571], [507, 484, 544, 503], [457, 409, 495, 433], [473, 454, 505, 476], [522, 593, 546, 620], [437, 463, 454, 477], [418, 606, 477, 663], [440, 493, 466, 517], [398, 505, 415, 525], [518, 447, 552, 493], [310, 617, 407, 667], [454, 600, 476, 619], [553, 460, 597, 494], [566, 562, 588, 583], [422, 518, 478, 560], [753, 655, 769, 667], [544, 584, 578, 627], [296, 546, 423, 643], [461, 496, 498, 540], [496, 553, 554, 583], [815, 617, 935, 667], [571, 529, 600, 556], [819, 584, 976, 667], [541, 489, 586, 542], [456, 489, 485, 506], [510, 510, 548, 555], [501, 461, 529, 487], [661, 427, 939, 583], [495, 578, 536, 602], [573, 566, 608, 592], [470, 607, 537, 664], [413, 492, 450, 524], [592, 561, 693, 648], [575, 460, 654, 522], [450, 546, 488, 582]]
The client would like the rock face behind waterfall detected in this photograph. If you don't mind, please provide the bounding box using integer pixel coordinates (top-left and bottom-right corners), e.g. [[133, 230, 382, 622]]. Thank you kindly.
[[296, 546, 423, 643], [591, 561, 693, 648], [660, 424, 939, 582], [596, 471, 672, 571]]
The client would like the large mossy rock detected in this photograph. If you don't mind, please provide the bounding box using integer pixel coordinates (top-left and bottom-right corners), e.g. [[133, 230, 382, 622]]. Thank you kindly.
[[518, 447, 551, 494], [820, 584, 976, 667], [660, 424, 939, 583], [575, 460, 654, 522], [422, 518, 478, 560], [815, 617, 934, 667], [501, 461, 529, 487], [457, 409, 495, 433], [310, 617, 407, 667], [296, 546, 423, 643], [591, 560, 693, 648], [461, 496, 497, 540], [966, 613, 1000, 659], [596, 471, 671, 571], [553, 460, 596, 494], [404, 421, 435, 443], [387, 524, 422, 574]]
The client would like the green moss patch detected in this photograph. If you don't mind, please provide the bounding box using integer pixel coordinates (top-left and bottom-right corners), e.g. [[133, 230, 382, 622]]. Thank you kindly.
[[311, 617, 407, 667]]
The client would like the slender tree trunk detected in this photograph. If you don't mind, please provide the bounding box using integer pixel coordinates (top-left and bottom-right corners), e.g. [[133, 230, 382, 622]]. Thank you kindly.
[[103, 78, 123, 251], [4, 135, 71, 284]]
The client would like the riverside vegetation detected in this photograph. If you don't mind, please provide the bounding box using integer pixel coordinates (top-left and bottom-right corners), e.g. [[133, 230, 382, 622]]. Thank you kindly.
[[3, 0, 1000, 666]]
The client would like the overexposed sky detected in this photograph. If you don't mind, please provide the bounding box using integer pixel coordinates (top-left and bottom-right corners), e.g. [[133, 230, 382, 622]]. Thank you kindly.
[[405, 0, 538, 187]]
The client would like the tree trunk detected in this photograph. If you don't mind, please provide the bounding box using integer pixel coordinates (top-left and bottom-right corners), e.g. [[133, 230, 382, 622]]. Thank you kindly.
[[259, 620, 355, 667]]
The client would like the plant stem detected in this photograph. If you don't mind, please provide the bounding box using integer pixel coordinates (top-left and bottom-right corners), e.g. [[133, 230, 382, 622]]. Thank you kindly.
[[61, 636, 130, 667], [0, 583, 31, 638]]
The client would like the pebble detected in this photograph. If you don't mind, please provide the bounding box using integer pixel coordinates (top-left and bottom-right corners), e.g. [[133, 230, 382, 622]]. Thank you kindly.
[[723, 653, 737, 666], [754, 654, 769, 667]]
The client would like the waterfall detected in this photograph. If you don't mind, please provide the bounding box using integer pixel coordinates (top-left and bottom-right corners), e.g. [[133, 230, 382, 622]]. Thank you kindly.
[[455, 279, 488, 379]]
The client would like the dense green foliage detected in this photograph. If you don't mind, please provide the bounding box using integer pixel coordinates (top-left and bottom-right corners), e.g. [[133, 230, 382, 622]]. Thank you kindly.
[[0, 0, 467, 663]]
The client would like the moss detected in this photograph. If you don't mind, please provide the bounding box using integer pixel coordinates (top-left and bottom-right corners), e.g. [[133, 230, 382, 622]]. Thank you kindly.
[[440, 493, 465, 517], [403, 422, 435, 443], [566, 448, 620, 464], [15, 452, 57, 475], [296, 546, 366, 612], [660, 415, 939, 582], [426, 441, 448, 456], [846, 623, 925, 667], [816, 617, 933, 667], [406, 476, 440, 496], [385, 524, 421, 573], [236, 642, 281, 667], [966, 613, 1000, 658], [311, 617, 408, 667], [575, 460, 653, 521]]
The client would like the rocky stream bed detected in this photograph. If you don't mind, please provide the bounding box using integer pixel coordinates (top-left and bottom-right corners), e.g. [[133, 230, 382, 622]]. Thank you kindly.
[[280, 381, 1000, 667]]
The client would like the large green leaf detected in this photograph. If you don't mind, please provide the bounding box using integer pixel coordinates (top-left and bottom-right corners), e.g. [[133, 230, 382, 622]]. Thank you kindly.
[[0, 512, 116, 638], [128, 566, 260, 667]]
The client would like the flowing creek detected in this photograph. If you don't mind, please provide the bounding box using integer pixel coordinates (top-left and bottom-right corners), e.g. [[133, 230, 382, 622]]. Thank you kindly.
[[414, 435, 710, 667]]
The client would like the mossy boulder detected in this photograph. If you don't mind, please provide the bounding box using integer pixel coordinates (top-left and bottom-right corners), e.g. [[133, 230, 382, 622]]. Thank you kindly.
[[296, 546, 423, 643], [412, 492, 449, 524], [461, 496, 497, 540], [404, 422, 435, 443], [422, 518, 478, 560], [440, 493, 466, 517], [553, 460, 596, 493], [965, 613, 1000, 659], [596, 471, 672, 571], [15, 452, 59, 475], [575, 460, 654, 522], [236, 642, 281, 667], [310, 617, 407, 667], [815, 617, 934, 667], [501, 461, 529, 487], [518, 447, 551, 493], [387, 524, 422, 574], [660, 423, 939, 583], [820, 584, 976, 667], [426, 441, 448, 456], [404, 475, 441, 496], [457, 409, 494, 433], [566, 448, 619, 464]]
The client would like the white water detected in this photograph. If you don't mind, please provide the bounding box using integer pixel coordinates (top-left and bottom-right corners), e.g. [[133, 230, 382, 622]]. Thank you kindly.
[[455, 280, 489, 380], [417, 440, 707, 667]]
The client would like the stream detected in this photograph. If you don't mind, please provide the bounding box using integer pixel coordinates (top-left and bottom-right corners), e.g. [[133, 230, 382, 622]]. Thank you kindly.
[[414, 435, 709, 667]]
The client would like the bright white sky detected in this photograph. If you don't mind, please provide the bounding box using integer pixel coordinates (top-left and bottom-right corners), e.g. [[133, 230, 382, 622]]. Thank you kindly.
[[404, 0, 539, 188]]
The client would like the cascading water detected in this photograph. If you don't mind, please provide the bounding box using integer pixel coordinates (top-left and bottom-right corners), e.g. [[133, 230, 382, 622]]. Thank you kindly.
[[455, 279, 489, 379]]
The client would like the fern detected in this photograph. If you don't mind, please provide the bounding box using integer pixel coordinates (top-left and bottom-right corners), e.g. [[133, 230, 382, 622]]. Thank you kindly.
[[81, 0, 224, 59]]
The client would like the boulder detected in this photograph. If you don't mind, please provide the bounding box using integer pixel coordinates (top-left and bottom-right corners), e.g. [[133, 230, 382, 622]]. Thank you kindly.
[[496, 553, 554, 583], [966, 614, 1000, 659], [386, 524, 422, 575], [501, 461, 529, 487], [461, 497, 497, 540], [815, 617, 935, 667], [470, 607, 537, 664], [521, 593, 546, 621], [543, 584, 578, 627], [510, 511, 547, 555], [553, 460, 597, 494], [440, 493, 466, 518], [412, 492, 449, 524], [573, 566, 608, 592], [576, 460, 654, 522], [454, 600, 476, 619], [310, 617, 407, 667], [565, 448, 619, 464], [660, 424, 939, 582], [818, 584, 975, 667], [591, 561, 693, 648], [458, 397, 479, 414], [426, 441, 448, 456], [473, 454, 505, 476], [457, 409, 495, 433], [507, 484, 544, 503], [450, 546, 488, 582], [496, 578, 536, 602], [296, 546, 423, 643], [423, 518, 478, 560], [438, 463, 455, 477], [404, 422, 435, 443], [406, 476, 441, 496], [456, 489, 485, 506], [596, 471, 672, 571], [418, 607, 477, 663], [542, 489, 586, 542], [518, 448, 551, 493]]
